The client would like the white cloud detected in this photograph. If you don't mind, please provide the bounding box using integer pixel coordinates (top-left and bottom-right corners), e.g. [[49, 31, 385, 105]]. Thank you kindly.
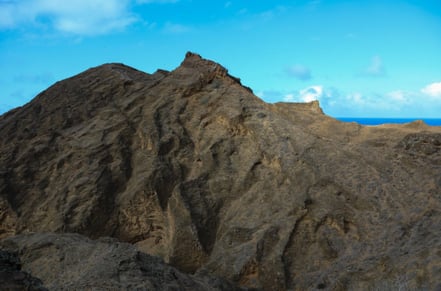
[[285, 64, 312, 81], [421, 82, 441, 98], [344, 90, 418, 113], [282, 85, 330, 103], [272, 86, 422, 112], [387, 90, 412, 104], [361, 55, 386, 77], [346, 92, 365, 105], [261, 84, 441, 117], [299, 85, 323, 102], [387, 90, 405, 101], [0, 0, 137, 35]]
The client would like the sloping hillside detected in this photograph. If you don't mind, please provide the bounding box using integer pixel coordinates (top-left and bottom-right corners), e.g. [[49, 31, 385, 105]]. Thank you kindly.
[[1, 52, 440, 290]]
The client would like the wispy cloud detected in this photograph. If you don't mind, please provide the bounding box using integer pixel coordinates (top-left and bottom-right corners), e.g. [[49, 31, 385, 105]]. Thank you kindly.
[[162, 22, 191, 33], [387, 90, 411, 104], [346, 92, 366, 105], [285, 64, 312, 81], [340, 89, 434, 116], [0, 0, 137, 35], [283, 85, 333, 103], [299, 85, 323, 102], [239, 5, 287, 24], [360, 55, 386, 77], [261, 83, 441, 117], [421, 82, 441, 98]]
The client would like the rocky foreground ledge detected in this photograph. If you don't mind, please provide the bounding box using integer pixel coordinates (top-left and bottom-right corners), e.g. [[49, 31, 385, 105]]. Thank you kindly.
[[0, 233, 243, 290], [1, 52, 440, 290]]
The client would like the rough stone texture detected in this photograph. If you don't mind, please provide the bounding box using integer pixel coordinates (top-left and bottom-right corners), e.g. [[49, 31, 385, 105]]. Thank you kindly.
[[0, 232, 244, 290], [0, 249, 47, 290], [1, 52, 441, 290]]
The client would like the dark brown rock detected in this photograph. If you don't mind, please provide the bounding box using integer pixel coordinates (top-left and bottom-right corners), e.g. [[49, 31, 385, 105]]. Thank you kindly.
[[0, 249, 47, 290], [1, 52, 441, 290], [0, 232, 244, 290]]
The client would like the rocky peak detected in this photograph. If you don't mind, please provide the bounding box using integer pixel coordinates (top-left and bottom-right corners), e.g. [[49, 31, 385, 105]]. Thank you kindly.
[[171, 51, 251, 93], [1, 53, 441, 290], [181, 51, 227, 75]]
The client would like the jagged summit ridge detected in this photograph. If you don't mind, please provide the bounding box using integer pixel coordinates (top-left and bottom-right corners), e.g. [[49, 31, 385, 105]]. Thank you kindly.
[[0, 52, 240, 123], [1, 53, 441, 290]]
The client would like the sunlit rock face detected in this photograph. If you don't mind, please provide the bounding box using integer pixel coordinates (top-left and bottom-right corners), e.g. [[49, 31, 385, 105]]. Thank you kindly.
[[1, 52, 441, 290]]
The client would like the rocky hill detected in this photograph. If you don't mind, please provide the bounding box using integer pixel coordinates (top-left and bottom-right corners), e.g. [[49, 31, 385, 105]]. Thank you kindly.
[[1, 52, 440, 290]]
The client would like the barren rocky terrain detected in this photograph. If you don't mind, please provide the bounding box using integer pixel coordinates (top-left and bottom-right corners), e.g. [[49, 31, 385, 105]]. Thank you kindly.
[[1, 52, 440, 290]]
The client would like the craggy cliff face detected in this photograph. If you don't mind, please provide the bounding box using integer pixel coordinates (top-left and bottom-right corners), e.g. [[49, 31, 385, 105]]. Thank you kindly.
[[1, 52, 441, 290]]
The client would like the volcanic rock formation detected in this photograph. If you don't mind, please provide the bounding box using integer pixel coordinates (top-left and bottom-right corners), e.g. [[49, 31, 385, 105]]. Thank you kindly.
[[1, 52, 441, 290], [0, 233, 243, 290]]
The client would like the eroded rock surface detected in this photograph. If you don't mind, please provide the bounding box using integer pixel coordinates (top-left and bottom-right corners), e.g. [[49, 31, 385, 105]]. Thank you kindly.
[[0, 232, 244, 290], [0, 249, 47, 290], [1, 52, 441, 290]]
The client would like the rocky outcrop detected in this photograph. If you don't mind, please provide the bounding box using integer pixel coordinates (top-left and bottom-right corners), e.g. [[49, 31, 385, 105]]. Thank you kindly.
[[1, 52, 441, 290], [0, 249, 47, 290], [0, 232, 244, 290]]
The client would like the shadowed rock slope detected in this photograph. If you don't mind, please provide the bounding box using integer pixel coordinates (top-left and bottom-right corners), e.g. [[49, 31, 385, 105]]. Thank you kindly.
[[0, 233, 243, 290], [1, 52, 441, 290]]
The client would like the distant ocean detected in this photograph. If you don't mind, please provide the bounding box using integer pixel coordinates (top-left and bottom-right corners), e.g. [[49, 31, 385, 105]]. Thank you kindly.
[[336, 117, 441, 126]]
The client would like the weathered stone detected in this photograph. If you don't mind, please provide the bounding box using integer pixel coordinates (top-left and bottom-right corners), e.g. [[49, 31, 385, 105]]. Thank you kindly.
[[0, 249, 47, 290], [0, 233, 244, 290], [1, 52, 441, 290]]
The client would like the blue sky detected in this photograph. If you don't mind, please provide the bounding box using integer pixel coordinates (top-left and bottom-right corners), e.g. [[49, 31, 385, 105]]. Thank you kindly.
[[1, 0, 441, 117]]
